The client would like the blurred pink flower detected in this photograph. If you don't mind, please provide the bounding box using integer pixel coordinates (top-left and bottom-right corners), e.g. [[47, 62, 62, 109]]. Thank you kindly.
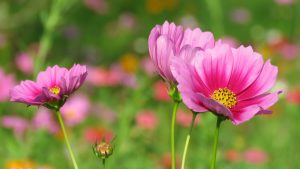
[[60, 94, 90, 126], [0, 68, 16, 101], [87, 66, 122, 87], [32, 107, 59, 134], [171, 43, 280, 124], [221, 36, 239, 48], [1, 115, 29, 137], [15, 53, 34, 75], [118, 13, 136, 29], [230, 8, 251, 24], [84, 127, 114, 143], [148, 21, 215, 83], [135, 110, 158, 130], [224, 149, 240, 162], [83, 0, 109, 14], [92, 103, 117, 123], [63, 25, 80, 40], [274, 0, 295, 5], [279, 43, 299, 59], [141, 57, 156, 76], [287, 89, 300, 104], [176, 109, 200, 127], [10, 64, 87, 107], [153, 81, 170, 102], [243, 148, 268, 164]]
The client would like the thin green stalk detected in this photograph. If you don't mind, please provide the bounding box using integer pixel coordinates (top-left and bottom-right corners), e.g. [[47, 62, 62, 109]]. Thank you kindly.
[[210, 116, 224, 169], [180, 112, 197, 169], [102, 159, 105, 169], [56, 111, 79, 169], [171, 101, 180, 169]]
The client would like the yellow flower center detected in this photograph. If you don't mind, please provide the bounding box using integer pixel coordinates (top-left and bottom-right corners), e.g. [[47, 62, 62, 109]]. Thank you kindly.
[[211, 87, 237, 109], [49, 86, 60, 95]]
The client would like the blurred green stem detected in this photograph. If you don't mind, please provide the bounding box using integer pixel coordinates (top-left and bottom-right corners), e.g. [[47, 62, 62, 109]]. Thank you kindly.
[[102, 159, 105, 169], [34, 0, 65, 76], [210, 116, 224, 169], [56, 111, 79, 169], [204, 0, 224, 37], [180, 112, 197, 169], [171, 100, 179, 169]]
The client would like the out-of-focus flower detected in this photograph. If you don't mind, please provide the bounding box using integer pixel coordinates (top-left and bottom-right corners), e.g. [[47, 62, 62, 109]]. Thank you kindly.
[[1, 115, 29, 137], [180, 15, 199, 28], [141, 57, 156, 76], [60, 94, 90, 126], [146, 0, 164, 14], [84, 127, 114, 143], [118, 13, 136, 30], [148, 21, 215, 83], [224, 149, 240, 162], [5, 160, 36, 169], [32, 107, 59, 134], [15, 53, 34, 75], [243, 148, 268, 164], [120, 53, 139, 73], [63, 25, 80, 40], [92, 103, 117, 123], [274, 0, 295, 5], [0, 68, 15, 101], [267, 34, 300, 59], [87, 66, 122, 87], [153, 80, 170, 102], [176, 109, 200, 127], [172, 43, 280, 124], [287, 89, 300, 104], [111, 64, 137, 88], [10, 64, 87, 109], [230, 7, 251, 24], [160, 153, 180, 169], [135, 110, 158, 130], [83, 0, 109, 14]]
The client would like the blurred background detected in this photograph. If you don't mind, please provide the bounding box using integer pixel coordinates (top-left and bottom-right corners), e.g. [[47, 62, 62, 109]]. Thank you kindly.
[[0, 0, 300, 168]]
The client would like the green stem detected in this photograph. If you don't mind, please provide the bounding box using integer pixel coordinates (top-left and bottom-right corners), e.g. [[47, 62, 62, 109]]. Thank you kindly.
[[180, 112, 197, 169], [210, 116, 224, 169], [102, 159, 106, 169], [171, 101, 180, 169], [56, 111, 79, 169]]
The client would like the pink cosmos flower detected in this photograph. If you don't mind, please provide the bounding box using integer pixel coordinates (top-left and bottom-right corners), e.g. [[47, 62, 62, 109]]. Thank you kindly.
[[171, 42, 280, 124], [243, 148, 268, 164], [10, 64, 87, 109], [0, 68, 16, 101], [60, 94, 90, 126], [148, 21, 215, 83], [84, 127, 114, 143], [1, 115, 29, 138], [135, 110, 158, 130], [15, 53, 34, 75], [32, 107, 59, 134]]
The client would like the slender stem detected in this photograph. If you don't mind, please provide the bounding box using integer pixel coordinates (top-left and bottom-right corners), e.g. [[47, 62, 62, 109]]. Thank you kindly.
[[171, 101, 180, 169], [181, 112, 197, 169], [210, 116, 224, 169], [56, 111, 79, 169], [102, 159, 106, 169]]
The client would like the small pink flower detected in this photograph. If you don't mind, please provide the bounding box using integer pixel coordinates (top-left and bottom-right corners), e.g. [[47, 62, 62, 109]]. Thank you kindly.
[[148, 21, 215, 83], [287, 89, 300, 104], [171, 42, 280, 124], [84, 127, 114, 143], [243, 148, 268, 164], [32, 107, 59, 134], [224, 149, 240, 162], [87, 66, 121, 87], [83, 0, 109, 14], [176, 109, 200, 127], [1, 115, 29, 137], [230, 8, 251, 24], [15, 53, 34, 75], [118, 13, 136, 29], [274, 0, 295, 5], [135, 110, 158, 130], [10, 64, 87, 108], [0, 68, 16, 101], [60, 94, 90, 126], [153, 80, 170, 102]]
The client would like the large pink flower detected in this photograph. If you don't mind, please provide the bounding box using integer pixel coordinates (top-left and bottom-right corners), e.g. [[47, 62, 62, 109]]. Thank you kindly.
[[10, 64, 87, 108], [171, 43, 280, 125], [148, 21, 215, 83]]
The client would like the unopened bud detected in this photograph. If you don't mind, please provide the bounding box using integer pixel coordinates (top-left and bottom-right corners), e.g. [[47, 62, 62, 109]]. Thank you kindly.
[[93, 141, 113, 159]]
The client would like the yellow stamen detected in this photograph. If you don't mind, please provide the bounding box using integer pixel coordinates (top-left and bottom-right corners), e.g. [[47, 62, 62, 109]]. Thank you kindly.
[[211, 87, 237, 109], [49, 86, 60, 95]]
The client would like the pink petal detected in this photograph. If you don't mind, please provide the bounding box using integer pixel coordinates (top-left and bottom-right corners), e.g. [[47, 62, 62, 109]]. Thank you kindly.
[[181, 28, 215, 49]]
